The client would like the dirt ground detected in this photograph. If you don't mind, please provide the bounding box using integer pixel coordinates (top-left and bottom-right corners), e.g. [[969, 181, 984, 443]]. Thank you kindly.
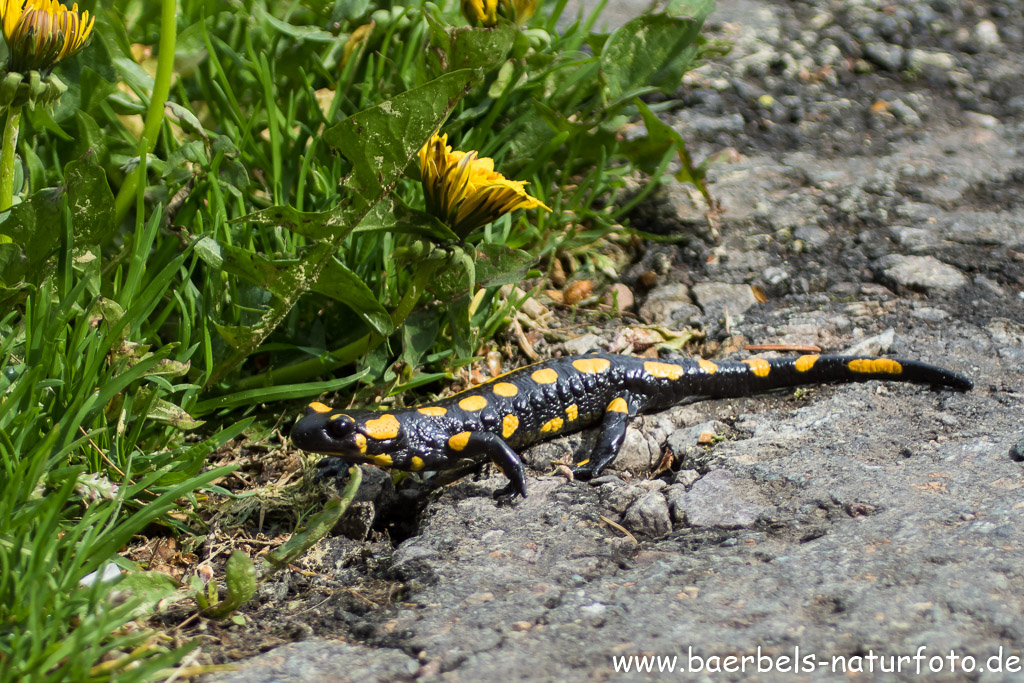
[[195, 1, 1024, 680]]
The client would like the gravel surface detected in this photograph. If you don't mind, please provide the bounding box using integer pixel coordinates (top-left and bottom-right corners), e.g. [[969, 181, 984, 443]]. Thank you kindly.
[[210, 1, 1024, 680]]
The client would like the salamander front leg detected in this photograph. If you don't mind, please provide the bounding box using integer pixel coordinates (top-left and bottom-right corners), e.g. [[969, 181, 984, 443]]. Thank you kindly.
[[573, 395, 637, 480], [447, 431, 528, 498], [315, 456, 352, 483]]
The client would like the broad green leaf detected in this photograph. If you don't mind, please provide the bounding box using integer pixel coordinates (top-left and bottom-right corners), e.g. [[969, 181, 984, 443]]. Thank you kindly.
[[244, 203, 351, 242], [446, 296, 473, 359], [143, 357, 190, 378], [202, 551, 257, 618], [0, 243, 28, 286], [317, 258, 393, 335], [666, 0, 716, 20], [88, 297, 125, 340], [199, 240, 300, 301], [210, 70, 479, 384], [422, 7, 452, 73], [0, 187, 61, 279], [65, 158, 116, 245], [133, 387, 202, 430], [73, 111, 109, 166], [600, 13, 704, 101], [449, 23, 517, 72], [475, 243, 535, 288], [623, 99, 711, 202], [66, 7, 120, 84], [199, 239, 392, 336], [145, 397, 204, 430], [352, 195, 461, 242], [322, 69, 480, 203], [50, 52, 119, 125], [401, 309, 439, 369], [212, 321, 250, 352], [424, 16, 515, 75], [164, 101, 207, 140], [389, 371, 449, 395], [194, 236, 222, 267], [363, 342, 390, 379], [22, 143, 46, 192], [22, 104, 72, 140]]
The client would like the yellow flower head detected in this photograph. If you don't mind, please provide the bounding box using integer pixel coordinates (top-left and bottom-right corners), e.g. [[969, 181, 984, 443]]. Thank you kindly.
[[419, 133, 549, 238], [1, 0, 94, 73], [500, 0, 540, 25], [461, 0, 498, 27]]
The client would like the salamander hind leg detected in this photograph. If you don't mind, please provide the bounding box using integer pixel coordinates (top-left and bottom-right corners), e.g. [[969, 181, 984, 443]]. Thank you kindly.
[[448, 431, 529, 498], [573, 393, 641, 480]]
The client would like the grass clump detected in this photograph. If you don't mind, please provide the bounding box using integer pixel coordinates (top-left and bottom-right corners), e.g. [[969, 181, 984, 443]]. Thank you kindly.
[[0, 0, 721, 677]]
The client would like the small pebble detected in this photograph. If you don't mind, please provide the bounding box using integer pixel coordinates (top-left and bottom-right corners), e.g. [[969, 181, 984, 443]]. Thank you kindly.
[[973, 20, 1001, 49]]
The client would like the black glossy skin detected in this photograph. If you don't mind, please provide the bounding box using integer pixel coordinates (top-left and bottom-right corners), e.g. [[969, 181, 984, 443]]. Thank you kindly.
[[291, 352, 973, 497]]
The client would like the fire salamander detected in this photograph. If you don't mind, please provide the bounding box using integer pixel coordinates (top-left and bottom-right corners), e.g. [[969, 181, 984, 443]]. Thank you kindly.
[[291, 352, 972, 498]]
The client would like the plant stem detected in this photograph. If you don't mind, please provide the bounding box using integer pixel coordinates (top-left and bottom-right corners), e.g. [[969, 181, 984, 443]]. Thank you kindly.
[[235, 332, 376, 391], [112, 0, 178, 225], [0, 104, 23, 216]]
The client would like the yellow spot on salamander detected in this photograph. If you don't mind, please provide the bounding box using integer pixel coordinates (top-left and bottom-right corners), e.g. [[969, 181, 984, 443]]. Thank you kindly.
[[644, 361, 684, 380], [410, 456, 426, 471], [330, 413, 347, 420], [607, 397, 628, 414], [743, 358, 771, 378], [795, 354, 820, 372], [576, 458, 590, 467], [459, 395, 488, 412], [364, 414, 401, 440], [541, 417, 564, 433], [502, 414, 519, 438], [373, 454, 393, 467], [493, 382, 518, 397], [565, 404, 578, 421], [418, 406, 447, 417], [572, 357, 611, 374], [354, 433, 367, 454], [698, 359, 718, 374], [308, 401, 332, 413], [532, 368, 559, 384], [848, 358, 903, 375], [448, 431, 471, 451]]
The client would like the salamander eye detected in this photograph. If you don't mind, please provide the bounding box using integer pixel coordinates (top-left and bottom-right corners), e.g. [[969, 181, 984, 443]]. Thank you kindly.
[[326, 414, 355, 439]]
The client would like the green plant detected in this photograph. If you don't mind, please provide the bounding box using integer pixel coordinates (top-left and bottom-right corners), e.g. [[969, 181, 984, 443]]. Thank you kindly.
[[0, 0, 723, 677], [0, 251, 245, 679], [3, 0, 720, 403]]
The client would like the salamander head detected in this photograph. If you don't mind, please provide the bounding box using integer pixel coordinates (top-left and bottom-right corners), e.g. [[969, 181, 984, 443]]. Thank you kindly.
[[291, 402, 391, 461]]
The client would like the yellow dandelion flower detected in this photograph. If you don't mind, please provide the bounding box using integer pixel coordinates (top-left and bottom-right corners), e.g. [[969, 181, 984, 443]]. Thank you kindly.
[[461, 0, 499, 28], [419, 133, 550, 238], [0, 0, 94, 74], [500, 0, 540, 25]]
